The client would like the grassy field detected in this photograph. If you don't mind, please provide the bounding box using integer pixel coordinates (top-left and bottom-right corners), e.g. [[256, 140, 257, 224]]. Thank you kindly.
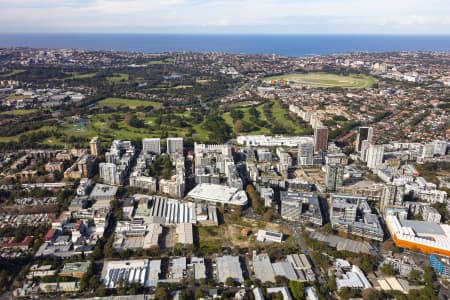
[[65, 72, 97, 80], [0, 98, 304, 148], [263, 72, 378, 88], [107, 73, 129, 83], [192, 122, 214, 141], [0, 109, 38, 116], [174, 85, 193, 89], [223, 111, 270, 135], [0, 125, 57, 143], [0, 69, 26, 78], [146, 58, 175, 65], [6, 95, 32, 101], [146, 82, 194, 90], [224, 100, 305, 135], [52, 109, 193, 146], [270, 100, 302, 132], [97, 97, 162, 109], [196, 79, 210, 84], [0, 108, 192, 147]]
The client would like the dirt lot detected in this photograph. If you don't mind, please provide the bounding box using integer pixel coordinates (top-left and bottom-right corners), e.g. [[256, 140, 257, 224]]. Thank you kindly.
[[198, 216, 292, 249]]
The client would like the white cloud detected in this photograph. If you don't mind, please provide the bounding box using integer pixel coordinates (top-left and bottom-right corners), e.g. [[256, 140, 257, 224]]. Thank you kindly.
[[85, 0, 185, 14], [0, 0, 449, 33]]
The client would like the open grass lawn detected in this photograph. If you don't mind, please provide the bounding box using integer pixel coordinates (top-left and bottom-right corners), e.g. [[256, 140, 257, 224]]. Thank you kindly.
[[224, 100, 303, 136], [0, 69, 26, 78], [106, 73, 130, 83], [146, 83, 193, 91], [270, 100, 303, 134], [196, 79, 210, 84], [146, 58, 175, 65], [0, 135, 18, 142], [0, 125, 58, 143], [0, 109, 37, 116], [6, 95, 32, 101], [174, 85, 193, 89], [52, 112, 194, 146], [192, 122, 212, 142], [43, 138, 69, 147], [97, 97, 162, 109], [1, 97, 304, 148], [65, 72, 97, 80], [228, 101, 261, 108], [41, 119, 150, 147], [62, 121, 97, 136], [239, 106, 272, 135], [263, 72, 378, 88], [222, 112, 234, 128]]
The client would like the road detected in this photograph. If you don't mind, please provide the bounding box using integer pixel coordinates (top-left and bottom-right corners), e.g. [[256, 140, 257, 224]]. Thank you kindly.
[[283, 221, 327, 285], [241, 211, 327, 285], [233, 156, 328, 287]]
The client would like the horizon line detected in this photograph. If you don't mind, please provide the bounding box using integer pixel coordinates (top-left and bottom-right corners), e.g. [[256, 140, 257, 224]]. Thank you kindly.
[[1, 32, 450, 36]]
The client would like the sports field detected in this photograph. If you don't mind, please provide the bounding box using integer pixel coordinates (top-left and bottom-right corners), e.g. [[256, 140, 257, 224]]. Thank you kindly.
[[0, 69, 26, 78], [263, 72, 377, 88], [0, 109, 37, 116], [146, 58, 175, 65], [106, 73, 129, 83], [64, 72, 97, 80], [97, 97, 162, 109]]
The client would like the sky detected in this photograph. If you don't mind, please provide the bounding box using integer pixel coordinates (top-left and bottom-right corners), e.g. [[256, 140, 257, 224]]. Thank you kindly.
[[0, 0, 449, 34]]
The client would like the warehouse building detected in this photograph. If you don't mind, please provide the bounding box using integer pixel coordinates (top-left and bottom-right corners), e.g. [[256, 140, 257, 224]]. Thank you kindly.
[[272, 262, 299, 281], [216, 255, 244, 284], [191, 257, 207, 281], [175, 223, 194, 245], [196, 204, 219, 226], [377, 277, 419, 294], [169, 257, 187, 281], [102, 259, 155, 288], [147, 260, 162, 287], [252, 252, 314, 283], [287, 254, 315, 282], [148, 196, 197, 224], [309, 231, 375, 254], [143, 224, 163, 249], [252, 253, 275, 283]]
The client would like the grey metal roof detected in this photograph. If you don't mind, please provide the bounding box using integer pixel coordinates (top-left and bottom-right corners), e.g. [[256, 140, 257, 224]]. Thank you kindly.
[[400, 220, 445, 235]]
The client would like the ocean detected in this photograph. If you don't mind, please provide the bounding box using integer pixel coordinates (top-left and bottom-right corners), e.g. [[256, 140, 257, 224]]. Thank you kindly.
[[0, 34, 449, 57]]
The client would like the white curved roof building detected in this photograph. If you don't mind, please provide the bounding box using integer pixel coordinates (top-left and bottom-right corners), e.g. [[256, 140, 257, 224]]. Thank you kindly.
[[187, 183, 248, 206]]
